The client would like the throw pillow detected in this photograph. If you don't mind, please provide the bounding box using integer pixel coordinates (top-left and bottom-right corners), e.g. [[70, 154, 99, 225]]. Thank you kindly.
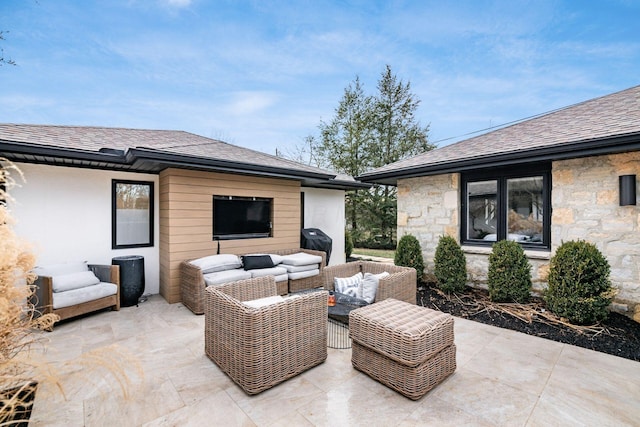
[[334, 272, 363, 298], [242, 255, 275, 270], [360, 272, 390, 304], [52, 270, 101, 293]]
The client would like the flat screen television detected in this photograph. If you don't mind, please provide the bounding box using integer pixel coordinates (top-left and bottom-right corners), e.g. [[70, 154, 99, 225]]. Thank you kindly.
[[213, 196, 272, 240]]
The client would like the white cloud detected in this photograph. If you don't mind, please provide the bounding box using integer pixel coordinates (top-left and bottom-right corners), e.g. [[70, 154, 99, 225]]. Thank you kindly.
[[164, 0, 192, 8], [227, 91, 280, 116]]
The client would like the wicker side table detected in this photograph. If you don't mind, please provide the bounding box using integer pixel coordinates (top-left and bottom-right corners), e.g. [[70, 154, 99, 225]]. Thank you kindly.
[[349, 298, 456, 400]]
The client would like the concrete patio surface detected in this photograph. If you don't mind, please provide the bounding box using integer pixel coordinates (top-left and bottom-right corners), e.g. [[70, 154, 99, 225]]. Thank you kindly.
[[29, 294, 640, 426]]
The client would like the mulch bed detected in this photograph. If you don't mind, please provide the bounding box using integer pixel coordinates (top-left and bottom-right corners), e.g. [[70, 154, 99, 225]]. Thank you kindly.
[[417, 284, 640, 362]]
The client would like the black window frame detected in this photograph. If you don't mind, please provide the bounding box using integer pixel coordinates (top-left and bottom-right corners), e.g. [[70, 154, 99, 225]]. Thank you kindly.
[[112, 179, 155, 249], [461, 163, 551, 250]]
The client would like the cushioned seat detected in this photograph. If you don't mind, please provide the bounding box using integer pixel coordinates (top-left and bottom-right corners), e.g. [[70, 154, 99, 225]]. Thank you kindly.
[[52, 282, 118, 309], [322, 261, 417, 304], [180, 249, 326, 314], [203, 269, 251, 286], [33, 262, 120, 328], [205, 276, 328, 395]]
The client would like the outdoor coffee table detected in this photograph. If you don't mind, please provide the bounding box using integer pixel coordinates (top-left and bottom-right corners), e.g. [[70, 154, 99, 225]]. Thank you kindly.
[[327, 292, 369, 349]]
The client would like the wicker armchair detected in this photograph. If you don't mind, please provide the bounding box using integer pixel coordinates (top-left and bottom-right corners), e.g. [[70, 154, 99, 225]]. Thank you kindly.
[[204, 276, 328, 395], [181, 248, 326, 315], [321, 261, 417, 304]]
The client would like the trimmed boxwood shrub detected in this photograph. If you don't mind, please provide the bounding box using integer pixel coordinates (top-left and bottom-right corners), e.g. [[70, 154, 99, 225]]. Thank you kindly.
[[345, 229, 353, 259], [433, 235, 467, 293], [545, 240, 615, 325], [394, 234, 424, 282], [487, 240, 532, 303]]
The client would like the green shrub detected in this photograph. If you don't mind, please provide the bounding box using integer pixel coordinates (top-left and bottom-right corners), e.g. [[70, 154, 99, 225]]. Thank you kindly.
[[433, 235, 467, 293], [394, 234, 424, 282], [345, 229, 353, 258], [545, 240, 615, 325], [487, 240, 532, 303]]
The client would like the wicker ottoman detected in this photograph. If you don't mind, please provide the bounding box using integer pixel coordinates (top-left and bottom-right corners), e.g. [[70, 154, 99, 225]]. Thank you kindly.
[[349, 298, 456, 400]]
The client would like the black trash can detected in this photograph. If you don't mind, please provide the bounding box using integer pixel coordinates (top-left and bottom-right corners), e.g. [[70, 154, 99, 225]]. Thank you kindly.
[[301, 228, 333, 264], [112, 255, 145, 307]]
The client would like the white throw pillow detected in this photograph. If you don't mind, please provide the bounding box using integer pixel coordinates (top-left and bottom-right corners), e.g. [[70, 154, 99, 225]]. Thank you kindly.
[[360, 272, 390, 304], [190, 254, 242, 274], [52, 271, 101, 293], [34, 261, 89, 277], [334, 272, 363, 297], [243, 295, 284, 308]]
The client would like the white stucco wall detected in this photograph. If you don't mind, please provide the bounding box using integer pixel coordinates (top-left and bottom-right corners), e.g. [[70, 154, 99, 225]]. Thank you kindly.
[[9, 163, 160, 295], [302, 187, 346, 266]]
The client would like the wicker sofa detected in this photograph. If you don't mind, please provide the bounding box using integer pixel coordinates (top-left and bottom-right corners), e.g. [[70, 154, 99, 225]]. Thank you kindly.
[[204, 276, 328, 395], [181, 248, 326, 314], [321, 261, 417, 305]]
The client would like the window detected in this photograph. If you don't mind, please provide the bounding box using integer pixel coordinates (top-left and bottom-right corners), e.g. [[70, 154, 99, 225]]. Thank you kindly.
[[213, 196, 273, 240], [461, 165, 550, 249], [112, 180, 154, 248]]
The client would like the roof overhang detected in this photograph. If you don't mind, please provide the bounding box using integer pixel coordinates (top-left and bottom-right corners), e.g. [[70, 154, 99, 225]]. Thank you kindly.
[[0, 140, 361, 187], [358, 132, 640, 185]]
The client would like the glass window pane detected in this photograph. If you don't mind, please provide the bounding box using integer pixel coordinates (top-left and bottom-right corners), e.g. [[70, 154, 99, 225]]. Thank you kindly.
[[467, 180, 497, 241], [507, 176, 544, 243], [116, 182, 151, 246]]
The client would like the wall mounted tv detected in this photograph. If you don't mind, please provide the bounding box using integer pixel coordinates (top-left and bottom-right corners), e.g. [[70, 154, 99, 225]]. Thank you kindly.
[[213, 196, 273, 240]]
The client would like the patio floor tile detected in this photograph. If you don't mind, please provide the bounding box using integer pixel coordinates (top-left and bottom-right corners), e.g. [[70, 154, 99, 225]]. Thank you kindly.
[[28, 295, 640, 426]]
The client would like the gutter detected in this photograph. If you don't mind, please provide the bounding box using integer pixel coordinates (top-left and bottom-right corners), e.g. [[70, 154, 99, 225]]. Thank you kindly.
[[358, 132, 640, 185], [0, 140, 129, 164], [128, 147, 337, 181]]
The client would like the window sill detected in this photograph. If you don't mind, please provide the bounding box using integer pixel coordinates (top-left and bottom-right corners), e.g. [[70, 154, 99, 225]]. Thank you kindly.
[[462, 245, 551, 260]]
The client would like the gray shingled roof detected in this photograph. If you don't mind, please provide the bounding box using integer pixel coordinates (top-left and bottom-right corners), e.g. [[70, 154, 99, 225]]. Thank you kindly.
[[360, 85, 640, 184], [0, 124, 370, 189]]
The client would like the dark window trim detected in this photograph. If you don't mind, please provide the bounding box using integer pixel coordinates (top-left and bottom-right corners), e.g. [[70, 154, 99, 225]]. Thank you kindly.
[[112, 179, 155, 249], [461, 163, 551, 250]]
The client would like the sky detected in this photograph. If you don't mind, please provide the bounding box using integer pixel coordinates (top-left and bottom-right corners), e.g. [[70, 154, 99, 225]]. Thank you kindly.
[[1, 0, 639, 158]]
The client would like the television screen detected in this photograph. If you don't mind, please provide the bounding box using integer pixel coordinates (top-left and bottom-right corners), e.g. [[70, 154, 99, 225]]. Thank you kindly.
[[213, 196, 272, 240]]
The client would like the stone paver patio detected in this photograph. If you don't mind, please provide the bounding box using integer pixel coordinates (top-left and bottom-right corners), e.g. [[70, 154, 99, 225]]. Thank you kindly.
[[29, 295, 640, 426]]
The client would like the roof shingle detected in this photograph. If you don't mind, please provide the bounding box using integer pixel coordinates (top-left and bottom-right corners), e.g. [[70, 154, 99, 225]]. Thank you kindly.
[[360, 84, 640, 182]]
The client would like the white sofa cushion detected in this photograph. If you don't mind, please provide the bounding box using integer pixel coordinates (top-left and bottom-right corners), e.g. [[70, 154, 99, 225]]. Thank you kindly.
[[52, 271, 101, 293], [280, 252, 322, 266], [190, 254, 242, 274], [274, 273, 289, 283], [281, 263, 319, 273], [203, 269, 251, 286], [52, 282, 117, 309], [288, 269, 320, 280], [34, 261, 89, 277], [243, 295, 284, 308], [247, 266, 288, 278]]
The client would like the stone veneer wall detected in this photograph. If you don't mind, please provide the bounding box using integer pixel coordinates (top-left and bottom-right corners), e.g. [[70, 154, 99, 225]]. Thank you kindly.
[[397, 151, 640, 322]]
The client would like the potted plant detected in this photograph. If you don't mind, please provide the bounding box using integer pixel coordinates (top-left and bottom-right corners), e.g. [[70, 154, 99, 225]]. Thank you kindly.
[[0, 159, 59, 424]]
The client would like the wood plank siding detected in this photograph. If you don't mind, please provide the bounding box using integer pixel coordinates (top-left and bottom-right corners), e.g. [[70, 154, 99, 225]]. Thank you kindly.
[[159, 168, 302, 303]]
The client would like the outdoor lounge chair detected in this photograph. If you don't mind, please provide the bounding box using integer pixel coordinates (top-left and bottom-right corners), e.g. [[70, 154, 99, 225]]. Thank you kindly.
[[321, 261, 417, 304], [32, 262, 120, 328], [204, 276, 328, 395]]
